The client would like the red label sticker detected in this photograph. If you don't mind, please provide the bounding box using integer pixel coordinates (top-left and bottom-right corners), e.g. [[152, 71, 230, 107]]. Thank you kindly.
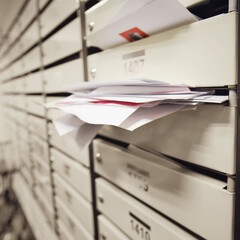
[[119, 27, 149, 42]]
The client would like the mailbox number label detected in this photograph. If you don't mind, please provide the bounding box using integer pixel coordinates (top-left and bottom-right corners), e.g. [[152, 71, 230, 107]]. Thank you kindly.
[[123, 58, 145, 76], [130, 213, 151, 240], [127, 163, 149, 192]]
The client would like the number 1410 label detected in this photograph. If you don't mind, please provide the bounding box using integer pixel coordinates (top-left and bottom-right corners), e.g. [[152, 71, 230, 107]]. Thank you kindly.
[[129, 212, 151, 240]]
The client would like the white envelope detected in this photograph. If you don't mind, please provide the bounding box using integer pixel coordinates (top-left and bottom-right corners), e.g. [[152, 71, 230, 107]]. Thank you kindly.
[[86, 0, 197, 49]]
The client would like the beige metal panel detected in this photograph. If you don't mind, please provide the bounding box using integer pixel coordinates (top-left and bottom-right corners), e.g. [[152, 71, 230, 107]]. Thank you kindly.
[[58, 219, 76, 240], [34, 180, 52, 205], [21, 165, 32, 184], [20, 21, 39, 55], [7, 40, 22, 65], [28, 115, 47, 140], [18, 0, 38, 34], [42, 19, 82, 66], [43, 58, 84, 93], [1, 81, 13, 93], [99, 104, 236, 174], [0, 52, 9, 67], [7, 20, 20, 47], [34, 184, 54, 225], [9, 98, 19, 110], [0, 0, 25, 40], [11, 59, 24, 78], [0, 42, 8, 60], [22, 46, 41, 73], [16, 122, 26, 137], [2, 143, 16, 171], [30, 133, 48, 164], [56, 197, 94, 240], [88, 13, 237, 87], [13, 94, 26, 110], [32, 154, 51, 185], [51, 147, 91, 201], [39, 0, 49, 9], [37, 181, 52, 204], [94, 139, 234, 240], [26, 95, 45, 117], [6, 65, 14, 80], [18, 142, 29, 164], [24, 71, 43, 93], [98, 215, 131, 240], [11, 78, 24, 93], [0, 68, 9, 81], [40, 0, 79, 37], [54, 172, 93, 235], [12, 174, 58, 240], [48, 122, 90, 167], [96, 178, 199, 240], [15, 108, 28, 128], [46, 97, 66, 120], [16, 123, 28, 140], [18, 143, 29, 163], [0, 43, 9, 62], [3, 95, 14, 107]]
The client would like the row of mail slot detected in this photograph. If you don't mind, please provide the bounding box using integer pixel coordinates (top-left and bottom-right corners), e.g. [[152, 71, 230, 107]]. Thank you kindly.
[[0, 0, 80, 73], [13, 118, 93, 240], [93, 139, 234, 240], [5, 108, 91, 190], [1, 10, 237, 86], [51, 139, 93, 239], [9, 110, 94, 240], [0, 0, 36, 61], [7, 104, 94, 240], [20, 143, 56, 230], [0, 18, 81, 82], [16, 146, 54, 228], [0, 16, 81, 81], [1, 58, 84, 93], [3, 104, 90, 168], [12, 173, 58, 240]]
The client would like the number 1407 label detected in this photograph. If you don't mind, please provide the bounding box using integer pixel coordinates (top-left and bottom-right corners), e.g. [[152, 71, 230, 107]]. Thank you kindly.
[[123, 58, 145, 76], [122, 50, 145, 76]]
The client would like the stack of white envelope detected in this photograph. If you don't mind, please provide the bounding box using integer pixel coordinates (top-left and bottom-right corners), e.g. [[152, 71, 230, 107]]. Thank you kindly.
[[46, 79, 228, 149]]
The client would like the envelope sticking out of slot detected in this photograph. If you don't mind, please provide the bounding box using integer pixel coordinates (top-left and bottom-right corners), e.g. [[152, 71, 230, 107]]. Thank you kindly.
[[86, 0, 198, 49], [45, 78, 228, 150]]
